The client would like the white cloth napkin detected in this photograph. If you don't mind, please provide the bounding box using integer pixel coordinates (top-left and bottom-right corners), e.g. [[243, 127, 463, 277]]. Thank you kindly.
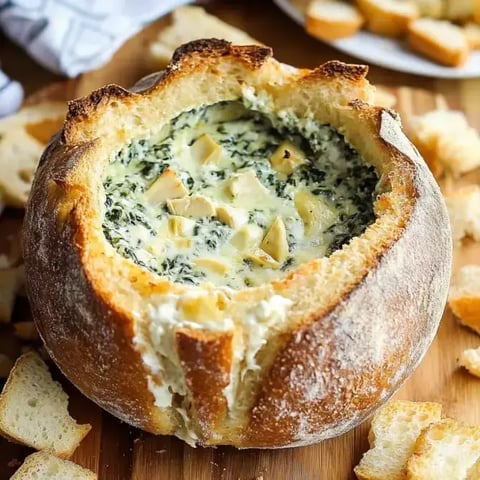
[[0, 0, 190, 116]]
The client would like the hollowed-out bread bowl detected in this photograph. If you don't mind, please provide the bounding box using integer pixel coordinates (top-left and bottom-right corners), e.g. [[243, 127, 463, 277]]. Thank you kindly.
[[23, 40, 451, 448]]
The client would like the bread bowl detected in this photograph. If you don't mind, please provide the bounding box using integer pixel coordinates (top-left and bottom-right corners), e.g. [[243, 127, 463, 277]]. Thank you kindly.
[[23, 40, 451, 448]]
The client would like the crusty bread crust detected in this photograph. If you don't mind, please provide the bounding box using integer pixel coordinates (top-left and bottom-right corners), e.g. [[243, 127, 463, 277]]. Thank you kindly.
[[23, 40, 451, 448]]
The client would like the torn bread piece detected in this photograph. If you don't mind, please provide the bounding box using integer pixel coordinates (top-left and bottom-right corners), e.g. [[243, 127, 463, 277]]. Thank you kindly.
[[357, 0, 419, 37], [407, 19, 470, 67], [150, 6, 260, 67], [305, 0, 364, 41], [0, 102, 66, 207], [406, 419, 480, 480], [409, 110, 480, 178], [0, 351, 91, 458], [445, 185, 480, 243], [11, 451, 97, 480], [354, 400, 442, 480], [460, 347, 480, 378], [449, 265, 480, 335]]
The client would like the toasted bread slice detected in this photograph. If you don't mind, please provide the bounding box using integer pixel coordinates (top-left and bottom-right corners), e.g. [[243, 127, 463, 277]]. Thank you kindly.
[[449, 265, 480, 335], [461, 347, 480, 378], [11, 451, 97, 479], [444, 0, 476, 20], [306, 0, 364, 40], [406, 419, 480, 479], [465, 22, 480, 49], [445, 185, 480, 243], [354, 400, 442, 480], [414, 0, 444, 18], [150, 6, 260, 67], [357, 0, 419, 37], [0, 352, 91, 458], [0, 102, 66, 207], [407, 19, 470, 67], [409, 110, 480, 178]]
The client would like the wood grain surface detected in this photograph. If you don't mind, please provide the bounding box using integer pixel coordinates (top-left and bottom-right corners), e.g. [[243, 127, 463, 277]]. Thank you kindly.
[[0, 1, 479, 479]]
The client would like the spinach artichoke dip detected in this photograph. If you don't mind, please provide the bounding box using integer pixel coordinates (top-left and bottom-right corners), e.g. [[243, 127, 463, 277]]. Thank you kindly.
[[102, 99, 378, 290]]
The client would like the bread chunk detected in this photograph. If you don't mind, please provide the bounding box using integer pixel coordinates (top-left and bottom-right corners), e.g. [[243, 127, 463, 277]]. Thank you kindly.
[[445, 185, 480, 243], [406, 419, 480, 479], [407, 19, 470, 67], [409, 110, 480, 177], [306, 0, 364, 40], [11, 451, 97, 480], [354, 400, 442, 480], [460, 347, 480, 378], [449, 265, 480, 335], [0, 352, 91, 457]]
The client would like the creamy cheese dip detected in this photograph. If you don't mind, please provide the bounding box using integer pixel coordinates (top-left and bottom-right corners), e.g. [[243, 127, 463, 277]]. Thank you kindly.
[[102, 100, 378, 289]]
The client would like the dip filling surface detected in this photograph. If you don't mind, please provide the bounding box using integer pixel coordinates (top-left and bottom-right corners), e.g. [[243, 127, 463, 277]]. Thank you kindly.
[[102, 100, 378, 290]]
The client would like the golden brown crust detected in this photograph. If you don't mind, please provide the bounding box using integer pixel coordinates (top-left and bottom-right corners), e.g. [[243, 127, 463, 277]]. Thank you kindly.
[[23, 40, 451, 447], [176, 328, 233, 442]]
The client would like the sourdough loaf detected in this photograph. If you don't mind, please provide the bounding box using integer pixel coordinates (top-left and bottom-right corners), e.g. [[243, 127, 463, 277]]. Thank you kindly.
[[23, 40, 451, 448]]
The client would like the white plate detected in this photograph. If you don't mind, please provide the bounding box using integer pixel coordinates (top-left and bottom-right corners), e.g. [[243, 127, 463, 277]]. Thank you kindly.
[[274, 0, 480, 79]]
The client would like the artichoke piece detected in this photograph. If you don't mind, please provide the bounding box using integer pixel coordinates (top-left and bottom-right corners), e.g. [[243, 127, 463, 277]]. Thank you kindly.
[[145, 168, 188, 204], [260, 217, 289, 263]]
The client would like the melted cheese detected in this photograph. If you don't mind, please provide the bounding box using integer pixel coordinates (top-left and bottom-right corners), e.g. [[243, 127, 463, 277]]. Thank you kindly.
[[103, 100, 378, 289]]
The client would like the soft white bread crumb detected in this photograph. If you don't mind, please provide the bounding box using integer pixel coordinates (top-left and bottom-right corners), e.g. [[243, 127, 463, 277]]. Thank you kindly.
[[306, 0, 364, 40], [11, 451, 97, 479], [150, 6, 260, 67], [465, 22, 480, 49], [407, 19, 470, 67], [357, 0, 419, 37], [413, 0, 444, 18], [460, 347, 480, 378], [445, 185, 480, 243], [409, 110, 480, 178], [0, 352, 91, 458], [449, 265, 480, 335], [406, 419, 480, 479], [373, 86, 397, 108], [354, 400, 442, 480]]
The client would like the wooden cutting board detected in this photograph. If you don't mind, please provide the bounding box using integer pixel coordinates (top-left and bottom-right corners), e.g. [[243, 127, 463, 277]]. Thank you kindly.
[[1, 11, 480, 480]]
